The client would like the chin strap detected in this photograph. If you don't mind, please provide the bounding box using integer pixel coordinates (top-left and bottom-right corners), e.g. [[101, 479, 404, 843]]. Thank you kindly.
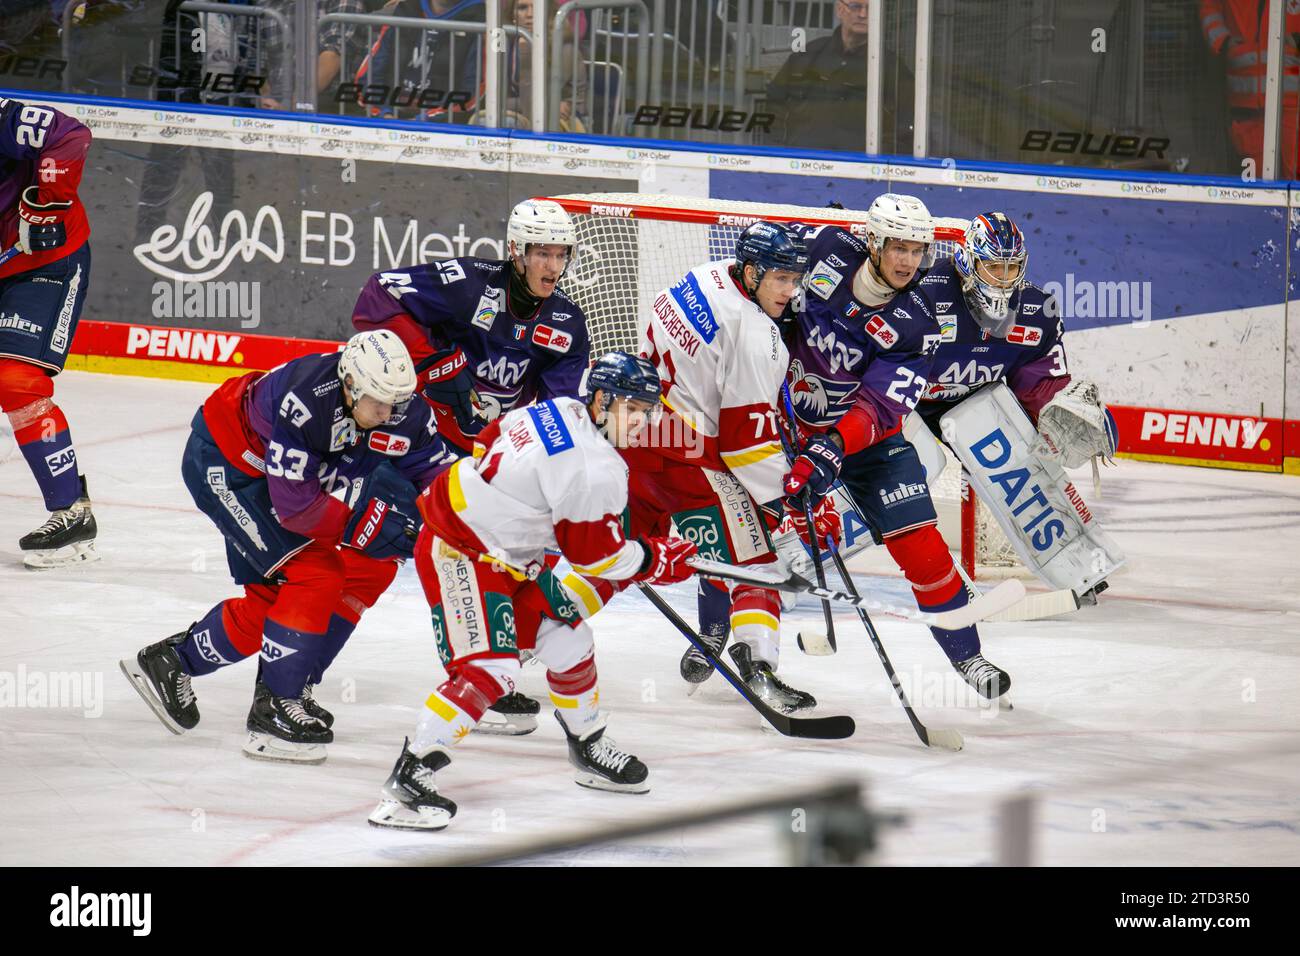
[[852, 254, 901, 307]]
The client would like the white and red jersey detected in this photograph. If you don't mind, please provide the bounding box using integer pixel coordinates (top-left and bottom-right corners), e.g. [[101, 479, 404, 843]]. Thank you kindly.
[[417, 396, 644, 579], [638, 260, 788, 507]]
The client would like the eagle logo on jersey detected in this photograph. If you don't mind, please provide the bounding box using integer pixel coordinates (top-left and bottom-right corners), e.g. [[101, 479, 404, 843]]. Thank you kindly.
[[788, 360, 860, 427]]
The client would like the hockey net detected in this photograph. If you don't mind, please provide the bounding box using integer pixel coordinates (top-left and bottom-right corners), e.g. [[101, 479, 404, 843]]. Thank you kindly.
[[543, 192, 1020, 577]]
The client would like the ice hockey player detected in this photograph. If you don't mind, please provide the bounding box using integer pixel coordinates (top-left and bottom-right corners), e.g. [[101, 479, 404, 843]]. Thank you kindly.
[[121, 331, 456, 763], [0, 96, 96, 568], [915, 211, 1112, 459], [559, 222, 824, 714], [351, 197, 591, 732], [914, 212, 1118, 590], [777, 194, 1016, 702], [368, 352, 697, 831]]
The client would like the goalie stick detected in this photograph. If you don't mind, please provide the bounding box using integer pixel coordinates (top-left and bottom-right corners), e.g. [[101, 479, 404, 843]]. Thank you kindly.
[[824, 536, 963, 752], [637, 583, 856, 740], [687, 556, 1026, 630]]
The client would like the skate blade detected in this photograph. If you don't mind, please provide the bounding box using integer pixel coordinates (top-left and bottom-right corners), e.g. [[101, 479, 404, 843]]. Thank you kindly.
[[23, 541, 100, 570], [471, 713, 538, 736], [574, 772, 650, 795], [368, 799, 452, 831], [118, 658, 187, 736], [242, 732, 326, 765]]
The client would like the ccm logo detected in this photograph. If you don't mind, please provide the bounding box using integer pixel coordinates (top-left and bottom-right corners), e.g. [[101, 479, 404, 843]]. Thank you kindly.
[[368, 431, 411, 455]]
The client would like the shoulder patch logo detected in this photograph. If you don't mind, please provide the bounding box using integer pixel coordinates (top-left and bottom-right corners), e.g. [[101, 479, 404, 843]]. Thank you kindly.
[[527, 401, 574, 455], [806, 260, 844, 300]]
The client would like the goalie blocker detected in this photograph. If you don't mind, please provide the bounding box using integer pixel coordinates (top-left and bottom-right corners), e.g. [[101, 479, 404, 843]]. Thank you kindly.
[[940, 383, 1124, 595]]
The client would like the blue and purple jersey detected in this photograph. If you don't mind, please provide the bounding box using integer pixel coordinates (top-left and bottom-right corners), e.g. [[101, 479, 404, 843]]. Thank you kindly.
[[915, 257, 1071, 423], [201, 352, 456, 541], [784, 224, 940, 453]]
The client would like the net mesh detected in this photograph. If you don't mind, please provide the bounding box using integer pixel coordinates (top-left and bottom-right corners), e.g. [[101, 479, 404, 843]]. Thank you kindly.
[[545, 192, 1015, 573]]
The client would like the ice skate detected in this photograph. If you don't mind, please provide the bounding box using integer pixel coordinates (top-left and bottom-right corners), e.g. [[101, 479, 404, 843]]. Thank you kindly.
[[368, 739, 457, 831], [243, 688, 333, 764], [472, 691, 539, 735], [119, 629, 200, 734], [20, 475, 99, 569], [727, 642, 816, 714], [554, 711, 649, 794]]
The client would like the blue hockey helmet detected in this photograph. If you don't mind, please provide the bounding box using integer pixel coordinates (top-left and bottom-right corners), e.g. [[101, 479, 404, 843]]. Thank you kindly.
[[734, 221, 810, 284], [585, 351, 662, 408], [954, 212, 1028, 337]]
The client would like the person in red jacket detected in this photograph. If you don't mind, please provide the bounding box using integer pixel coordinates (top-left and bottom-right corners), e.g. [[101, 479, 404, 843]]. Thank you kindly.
[[1201, 0, 1300, 177], [0, 96, 95, 569]]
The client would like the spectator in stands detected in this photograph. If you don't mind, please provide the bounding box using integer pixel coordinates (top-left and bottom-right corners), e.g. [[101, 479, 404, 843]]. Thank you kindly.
[[352, 0, 485, 121], [1201, 0, 1300, 178], [258, 0, 365, 109], [473, 0, 586, 131], [764, 0, 914, 154]]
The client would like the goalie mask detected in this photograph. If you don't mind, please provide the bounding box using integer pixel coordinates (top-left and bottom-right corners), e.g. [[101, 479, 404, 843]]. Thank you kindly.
[[954, 213, 1028, 337]]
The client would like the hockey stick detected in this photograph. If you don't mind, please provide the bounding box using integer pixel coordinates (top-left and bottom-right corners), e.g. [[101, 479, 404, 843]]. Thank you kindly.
[[950, 561, 1081, 622], [636, 583, 855, 740], [687, 555, 1026, 631], [0, 245, 21, 268], [825, 535, 964, 752], [779, 383, 838, 655]]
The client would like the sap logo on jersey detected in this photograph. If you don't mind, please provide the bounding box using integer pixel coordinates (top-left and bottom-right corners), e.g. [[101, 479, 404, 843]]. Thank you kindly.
[[368, 431, 411, 455], [865, 315, 898, 349], [969, 428, 1067, 552], [532, 324, 573, 353], [44, 447, 76, 477], [194, 629, 230, 666], [260, 636, 298, 661], [1006, 325, 1042, 346], [527, 401, 574, 455]]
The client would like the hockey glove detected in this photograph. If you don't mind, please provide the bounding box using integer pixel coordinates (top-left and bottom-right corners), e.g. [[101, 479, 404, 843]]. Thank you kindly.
[[782, 432, 843, 506], [343, 466, 421, 561], [17, 186, 72, 254], [633, 536, 698, 585], [782, 494, 842, 548], [1035, 380, 1117, 469], [416, 347, 487, 435]]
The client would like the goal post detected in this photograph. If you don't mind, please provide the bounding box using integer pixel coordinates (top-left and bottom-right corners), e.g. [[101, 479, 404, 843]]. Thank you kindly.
[[542, 192, 1021, 577]]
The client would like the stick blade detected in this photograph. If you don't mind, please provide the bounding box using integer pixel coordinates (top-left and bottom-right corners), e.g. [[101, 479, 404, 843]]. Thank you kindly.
[[930, 579, 1027, 629], [924, 727, 965, 751], [796, 629, 836, 656], [779, 714, 856, 740], [983, 587, 1081, 622]]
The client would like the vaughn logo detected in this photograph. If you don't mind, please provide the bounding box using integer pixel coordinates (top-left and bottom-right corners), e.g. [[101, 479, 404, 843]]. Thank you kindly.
[[50, 886, 151, 936], [134, 191, 285, 282]]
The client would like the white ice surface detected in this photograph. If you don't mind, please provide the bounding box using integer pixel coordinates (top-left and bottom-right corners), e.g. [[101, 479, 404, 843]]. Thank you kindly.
[[1, 371, 1298, 866]]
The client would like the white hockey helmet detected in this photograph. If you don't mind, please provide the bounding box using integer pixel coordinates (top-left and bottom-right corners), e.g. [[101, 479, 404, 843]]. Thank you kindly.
[[864, 193, 935, 256], [337, 330, 416, 406], [506, 198, 577, 260]]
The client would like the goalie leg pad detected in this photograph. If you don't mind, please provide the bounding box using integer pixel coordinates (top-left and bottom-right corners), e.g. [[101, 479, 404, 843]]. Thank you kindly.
[[884, 526, 981, 663]]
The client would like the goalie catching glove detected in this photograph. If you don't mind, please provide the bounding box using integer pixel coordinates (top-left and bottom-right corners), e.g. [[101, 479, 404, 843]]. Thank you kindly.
[[1034, 380, 1118, 469], [782, 432, 843, 506], [416, 347, 487, 435], [633, 536, 698, 585]]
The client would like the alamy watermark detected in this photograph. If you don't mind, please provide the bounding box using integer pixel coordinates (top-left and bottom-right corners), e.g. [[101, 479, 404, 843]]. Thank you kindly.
[[152, 278, 261, 329], [1041, 273, 1152, 325], [0, 665, 103, 717]]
